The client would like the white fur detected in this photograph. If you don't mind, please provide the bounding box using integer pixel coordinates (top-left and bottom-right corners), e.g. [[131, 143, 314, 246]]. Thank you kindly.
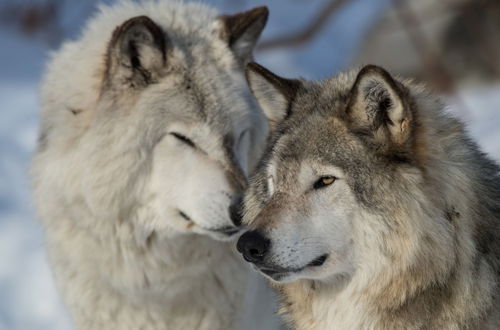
[[32, 1, 279, 329]]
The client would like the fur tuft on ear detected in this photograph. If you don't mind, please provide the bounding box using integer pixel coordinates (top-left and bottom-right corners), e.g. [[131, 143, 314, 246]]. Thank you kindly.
[[246, 62, 302, 129], [104, 16, 170, 91], [346, 65, 412, 147], [219, 7, 268, 63]]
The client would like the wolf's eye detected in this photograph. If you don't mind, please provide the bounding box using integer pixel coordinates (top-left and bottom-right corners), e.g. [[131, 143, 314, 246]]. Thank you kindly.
[[170, 132, 195, 148], [313, 176, 336, 189]]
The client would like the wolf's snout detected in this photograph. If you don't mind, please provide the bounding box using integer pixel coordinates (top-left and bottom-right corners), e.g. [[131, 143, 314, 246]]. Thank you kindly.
[[237, 230, 270, 263], [229, 196, 244, 226]]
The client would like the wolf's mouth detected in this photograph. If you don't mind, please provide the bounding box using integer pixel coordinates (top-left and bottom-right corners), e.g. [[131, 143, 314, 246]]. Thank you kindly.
[[211, 226, 241, 236], [206, 226, 242, 242], [178, 210, 241, 237], [255, 265, 291, 280], [254, 254, 329, 281]]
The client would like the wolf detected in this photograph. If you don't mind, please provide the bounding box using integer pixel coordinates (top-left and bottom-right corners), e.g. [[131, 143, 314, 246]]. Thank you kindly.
[[31, 1, 281, 329], [237, 62, 500, 329]]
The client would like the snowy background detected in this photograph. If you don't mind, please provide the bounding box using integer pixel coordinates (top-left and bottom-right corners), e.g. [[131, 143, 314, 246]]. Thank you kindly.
[[0, 0, 499, 329]]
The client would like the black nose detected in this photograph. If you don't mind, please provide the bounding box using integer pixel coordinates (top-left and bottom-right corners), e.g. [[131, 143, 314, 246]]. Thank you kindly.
[[229, 195, 244, 226], [236, 230, 270, 263]]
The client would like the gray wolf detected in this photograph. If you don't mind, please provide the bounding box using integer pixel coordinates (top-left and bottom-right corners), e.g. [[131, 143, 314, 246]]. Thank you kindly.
[[31, 1, 281, 329], [237, 62, 500, 329]]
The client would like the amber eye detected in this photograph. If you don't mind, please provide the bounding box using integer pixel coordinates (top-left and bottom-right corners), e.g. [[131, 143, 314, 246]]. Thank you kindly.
[[313, 176, 337, 190]]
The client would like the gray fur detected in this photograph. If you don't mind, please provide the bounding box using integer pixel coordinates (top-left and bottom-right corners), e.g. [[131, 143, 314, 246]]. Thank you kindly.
[[241, 63, 500, 329]]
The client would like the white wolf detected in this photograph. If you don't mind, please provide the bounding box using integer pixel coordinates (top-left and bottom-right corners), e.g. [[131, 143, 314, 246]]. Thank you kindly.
[[31, 1, 280, 329], [238, 63, 500, 329]]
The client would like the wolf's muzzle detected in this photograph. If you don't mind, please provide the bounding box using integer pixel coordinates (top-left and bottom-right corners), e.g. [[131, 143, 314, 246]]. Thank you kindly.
[[236, 230, 270, 263]]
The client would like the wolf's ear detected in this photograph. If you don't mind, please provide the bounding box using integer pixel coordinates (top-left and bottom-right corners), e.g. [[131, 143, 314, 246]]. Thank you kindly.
[[246, 62, 301, 129], [219, 6, 268, 63], [345, 65, 412, 146], [104, 16, 169, 90]]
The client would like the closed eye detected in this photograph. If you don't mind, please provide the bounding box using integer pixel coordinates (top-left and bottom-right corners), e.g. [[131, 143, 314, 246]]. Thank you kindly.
[[313, 176, 337, 190], [170, 132, 195, 148]]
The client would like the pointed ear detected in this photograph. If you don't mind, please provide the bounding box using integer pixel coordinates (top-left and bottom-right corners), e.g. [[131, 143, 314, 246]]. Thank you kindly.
[[219, 6, 268, 63], [246, 62, 301, 129], [104, 16, 169, 90], [345, 65, 412, 146]]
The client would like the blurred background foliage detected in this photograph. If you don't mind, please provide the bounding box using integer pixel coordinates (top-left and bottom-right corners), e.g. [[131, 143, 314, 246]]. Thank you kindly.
[[2, 0, 499, 89]]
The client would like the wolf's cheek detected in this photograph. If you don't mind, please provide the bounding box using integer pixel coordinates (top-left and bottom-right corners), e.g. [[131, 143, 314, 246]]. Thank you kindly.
[[146, 138, 242, 239], [262, 184, 356, 279]]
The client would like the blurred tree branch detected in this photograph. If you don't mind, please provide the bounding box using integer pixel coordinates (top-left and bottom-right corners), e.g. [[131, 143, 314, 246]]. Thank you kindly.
[[392, 0, 470, 116], [0, 0, 63, 46], [375, 0, 466, 36], [392, 0, 455, 93], [258, 0, 351, 51]]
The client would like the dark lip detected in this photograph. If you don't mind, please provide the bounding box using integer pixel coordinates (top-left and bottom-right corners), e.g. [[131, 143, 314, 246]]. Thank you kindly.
[[257, 267, 292, 282], [254, 263, 300, 275], [259, 267, 285, 276], [254, 254, 329, 277], [177, 210, 241, 236], [214, 226, 241, 236]]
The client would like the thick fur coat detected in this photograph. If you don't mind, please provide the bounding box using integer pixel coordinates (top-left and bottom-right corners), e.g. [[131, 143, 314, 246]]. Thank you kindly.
[[31, 1, 280, 329], [238, 63, 500, 329]]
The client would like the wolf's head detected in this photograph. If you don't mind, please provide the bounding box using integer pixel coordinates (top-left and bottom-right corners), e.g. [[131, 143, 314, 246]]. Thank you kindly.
[[238, 63, 456, 283], [36, 3, 269, 242]]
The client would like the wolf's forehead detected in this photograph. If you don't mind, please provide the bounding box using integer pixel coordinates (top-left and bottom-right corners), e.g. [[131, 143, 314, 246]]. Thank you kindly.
[[191, 62, 251, 104], [263, 135, 303, 188], [268, 115, 362, 175]]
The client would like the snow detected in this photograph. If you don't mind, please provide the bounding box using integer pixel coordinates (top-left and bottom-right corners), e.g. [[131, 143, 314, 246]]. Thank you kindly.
[[458, 85, 500, 160], [0, 81, 72, 329], [0, 1, 499, 329]]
